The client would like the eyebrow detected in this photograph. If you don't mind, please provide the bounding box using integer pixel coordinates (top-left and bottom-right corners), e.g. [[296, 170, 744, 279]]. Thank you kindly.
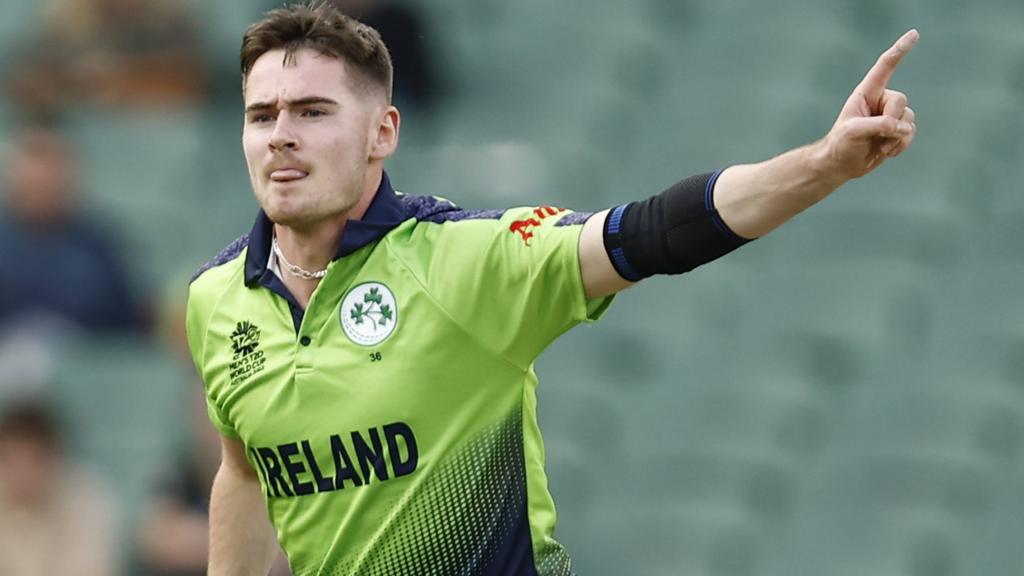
[[244, 96, 339, 114]]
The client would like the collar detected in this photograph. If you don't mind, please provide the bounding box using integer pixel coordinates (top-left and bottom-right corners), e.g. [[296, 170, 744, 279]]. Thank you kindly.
[[244, 172, 405, 288]]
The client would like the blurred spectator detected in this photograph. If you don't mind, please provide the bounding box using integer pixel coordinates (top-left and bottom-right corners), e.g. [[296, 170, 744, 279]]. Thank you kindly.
[[0, 125, 142, 333], [6, 0, 207, 120], [330, 0, 442, 111], [0, 397, 119, 576]]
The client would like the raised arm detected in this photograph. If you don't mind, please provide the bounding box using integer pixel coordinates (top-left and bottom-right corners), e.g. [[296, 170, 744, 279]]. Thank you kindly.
[[208, 435, 280, 576], [581, 30, 919, 300]]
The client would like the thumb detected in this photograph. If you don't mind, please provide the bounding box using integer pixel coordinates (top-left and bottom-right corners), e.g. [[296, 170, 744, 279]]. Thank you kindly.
[[842, 115, 913, 140]]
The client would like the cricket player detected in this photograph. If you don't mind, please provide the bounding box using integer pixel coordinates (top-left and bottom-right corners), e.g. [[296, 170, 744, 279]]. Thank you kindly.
[[187, 3, 918, 574]]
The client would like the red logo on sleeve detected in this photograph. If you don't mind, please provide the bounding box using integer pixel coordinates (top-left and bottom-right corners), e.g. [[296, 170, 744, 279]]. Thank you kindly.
[[508, 206, 567, 246]]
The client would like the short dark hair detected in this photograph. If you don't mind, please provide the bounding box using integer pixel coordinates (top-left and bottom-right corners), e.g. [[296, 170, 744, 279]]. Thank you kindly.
[[0, 398, 62, 449], [240, 1, 393, 100]]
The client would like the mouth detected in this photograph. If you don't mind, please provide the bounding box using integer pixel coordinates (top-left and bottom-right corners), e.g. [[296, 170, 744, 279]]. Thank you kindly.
[[269, 168, 309, 183]]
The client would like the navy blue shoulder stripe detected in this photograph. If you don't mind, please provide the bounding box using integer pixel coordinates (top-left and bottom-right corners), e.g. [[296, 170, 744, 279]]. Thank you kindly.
[[191, 233, 249, 283], [399, 193, 593, 226], [554, 211, 592, 227], [428, 208, 507, 223], [400, 193, 506, 223]]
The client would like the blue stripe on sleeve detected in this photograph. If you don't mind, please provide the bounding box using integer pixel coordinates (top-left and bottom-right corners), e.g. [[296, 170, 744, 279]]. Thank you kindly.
[[606, 204, 643, 281], [607, 203, 628, 235], [704, 169, 748, 242]]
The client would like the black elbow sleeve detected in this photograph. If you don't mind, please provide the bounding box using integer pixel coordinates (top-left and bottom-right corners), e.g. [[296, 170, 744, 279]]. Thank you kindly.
[[602, 170, 753, 281]]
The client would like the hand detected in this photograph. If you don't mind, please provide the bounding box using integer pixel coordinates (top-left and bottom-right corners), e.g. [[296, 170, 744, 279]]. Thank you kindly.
[[821, 29, 919, 180]]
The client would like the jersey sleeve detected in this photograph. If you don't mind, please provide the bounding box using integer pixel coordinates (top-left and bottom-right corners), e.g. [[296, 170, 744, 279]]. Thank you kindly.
[[185, 282, 239, 438], [416, 206, 613, 369]]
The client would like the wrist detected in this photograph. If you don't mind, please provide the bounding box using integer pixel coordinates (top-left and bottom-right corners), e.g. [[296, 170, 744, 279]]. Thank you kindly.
[[805, 137, 851, 191]]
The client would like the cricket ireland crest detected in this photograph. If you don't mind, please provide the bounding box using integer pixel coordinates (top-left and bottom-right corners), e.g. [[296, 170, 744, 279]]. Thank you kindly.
[[340, 282, 398, 346]]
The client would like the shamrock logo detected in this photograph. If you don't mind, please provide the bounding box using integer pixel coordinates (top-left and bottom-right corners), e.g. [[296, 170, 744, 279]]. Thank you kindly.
[[349, 286, 393, 331], [340, 282, 398, 346]]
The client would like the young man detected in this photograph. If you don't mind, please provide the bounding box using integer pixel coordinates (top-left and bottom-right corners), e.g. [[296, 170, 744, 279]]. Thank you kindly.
[[187, 3, 917, 575]]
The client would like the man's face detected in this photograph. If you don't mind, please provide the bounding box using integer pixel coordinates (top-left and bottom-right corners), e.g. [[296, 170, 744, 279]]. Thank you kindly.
[[242, 48, 384, 230], [5, 129, 74, 226]]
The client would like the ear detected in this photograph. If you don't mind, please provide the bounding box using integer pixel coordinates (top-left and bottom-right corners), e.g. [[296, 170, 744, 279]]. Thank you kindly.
[[369, 106, 400, 161]]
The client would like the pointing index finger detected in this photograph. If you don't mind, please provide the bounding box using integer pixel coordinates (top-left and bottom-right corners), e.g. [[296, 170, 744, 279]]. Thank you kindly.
[[857, 29, 919, 100]]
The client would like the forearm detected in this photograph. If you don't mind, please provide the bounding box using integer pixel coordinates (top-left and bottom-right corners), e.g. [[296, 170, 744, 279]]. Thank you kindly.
[[714, 140, 848, 240], [208, 464, 279, 576]]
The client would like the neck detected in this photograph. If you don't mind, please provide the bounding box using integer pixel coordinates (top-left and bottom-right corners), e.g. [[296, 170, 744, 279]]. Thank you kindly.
[[274, 221, 344, 276], [273, 170, 382, 272], [272, 170, 383, 308]]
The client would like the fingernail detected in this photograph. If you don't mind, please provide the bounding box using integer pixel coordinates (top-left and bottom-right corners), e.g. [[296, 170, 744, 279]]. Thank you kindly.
[[898, 121, 913, 133]]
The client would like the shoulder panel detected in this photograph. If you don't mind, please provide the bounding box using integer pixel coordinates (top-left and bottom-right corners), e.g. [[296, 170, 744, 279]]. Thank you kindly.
[[399, 194, 506, 224], [191, 233, 249, 284]]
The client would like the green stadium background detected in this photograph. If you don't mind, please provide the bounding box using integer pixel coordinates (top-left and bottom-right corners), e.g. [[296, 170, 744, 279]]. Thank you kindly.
[[0, 0, 1022, 574]]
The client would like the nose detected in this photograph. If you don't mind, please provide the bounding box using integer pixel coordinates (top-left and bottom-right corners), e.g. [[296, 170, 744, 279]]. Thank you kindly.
[[268, 115, 298, 151]]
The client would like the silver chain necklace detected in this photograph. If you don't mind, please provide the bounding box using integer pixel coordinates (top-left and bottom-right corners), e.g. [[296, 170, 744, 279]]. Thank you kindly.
[[272, 236, 328, 280]]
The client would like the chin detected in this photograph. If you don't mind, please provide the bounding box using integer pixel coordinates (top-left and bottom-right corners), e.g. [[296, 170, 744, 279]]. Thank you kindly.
[[259, 195, 305, 225], [264, 206, 309, 227]]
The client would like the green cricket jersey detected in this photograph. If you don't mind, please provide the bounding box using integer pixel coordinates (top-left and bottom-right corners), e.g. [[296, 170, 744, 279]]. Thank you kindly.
[[186, 174, 612, 576]]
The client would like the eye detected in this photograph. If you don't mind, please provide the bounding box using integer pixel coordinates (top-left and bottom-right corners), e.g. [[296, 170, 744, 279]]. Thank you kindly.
[[302, 108, 326, 118], [248, 113, 273, 124]]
